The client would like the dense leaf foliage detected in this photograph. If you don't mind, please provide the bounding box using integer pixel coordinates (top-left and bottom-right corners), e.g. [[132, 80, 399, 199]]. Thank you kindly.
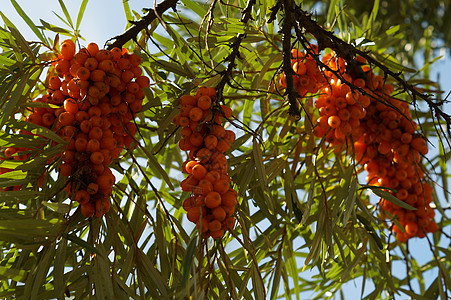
[[0, 0, 449, 299]]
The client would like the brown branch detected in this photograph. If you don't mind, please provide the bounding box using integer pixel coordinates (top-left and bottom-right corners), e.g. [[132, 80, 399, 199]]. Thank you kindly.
[[105, 0, 179, 50], [294, 7, 451, 139], [215, 0, 256, 102], [281, 0, 301, 119]]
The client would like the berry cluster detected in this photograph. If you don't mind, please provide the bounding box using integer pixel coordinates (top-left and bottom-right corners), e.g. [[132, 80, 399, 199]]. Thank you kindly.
[[279, 47, 327, 96], [172, 87, 237, 239], [313, 51, 438, 242], [267, 44, 438, 242], [2, 39, 148, 218]]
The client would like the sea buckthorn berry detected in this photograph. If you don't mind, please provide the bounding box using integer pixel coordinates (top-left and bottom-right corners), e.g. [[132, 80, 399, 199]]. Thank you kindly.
[[197, 95, 212, 110], [60, 39, 76, 60], [205, 191, 221, 208], [192, 164, 207, 180], [189, 107, 203, 122]]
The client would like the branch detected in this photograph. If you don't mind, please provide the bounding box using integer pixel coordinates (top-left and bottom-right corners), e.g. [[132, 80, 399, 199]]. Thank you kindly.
[[294, 7, 451, 138], [106, 0, 179, 50], [215, 0, 256, 102], [281, 0, 301, 118]]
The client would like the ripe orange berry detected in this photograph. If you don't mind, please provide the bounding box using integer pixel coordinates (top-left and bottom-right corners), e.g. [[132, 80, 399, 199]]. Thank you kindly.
[[81, 202, 95, 218], [209, 229, 224, 239], [220, 105, 232, 118], [189, 107, 203, 122], [212, 206, 226, 221], [74, 189, 90, 204], [185, 160, 198, 174], [405, 222, 418, 236], [208, 219, 222, 232], [224, 216, 236, 230], [86, 42, 99, 57], [187, 206, 205, 223], [327, 115, 341, 128], [60, 39, 76, 60], [221, 191, 237, 207], [205, 191, 221, 208], [196, 217, 209, 233], [192, 164, 207, 180], [90, 151, 105, 165], [197, 95, 212, 110], [214, 179, 230, 194]]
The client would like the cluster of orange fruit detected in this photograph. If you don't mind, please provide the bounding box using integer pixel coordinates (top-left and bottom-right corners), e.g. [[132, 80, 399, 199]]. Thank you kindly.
[[2, 39, 148, 218], [279, 47, 327, 96], [279, 45, 438, 242], [318, 52, 437, 241], [172, 87, 237, 239]]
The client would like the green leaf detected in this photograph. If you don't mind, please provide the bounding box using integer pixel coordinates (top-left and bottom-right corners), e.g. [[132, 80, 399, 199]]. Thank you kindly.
[[0, 71, 30, 128], [76, 0, 89, 29], [61, 232, 104, 258], [57, 0, 74, 28], [364, 185, 416, 210], [181, 237, 197, 286], [0, 265, 27, 282], [10, 0, 47, 44], [423, 277, 440, 300], [39, 19, 72, 34]]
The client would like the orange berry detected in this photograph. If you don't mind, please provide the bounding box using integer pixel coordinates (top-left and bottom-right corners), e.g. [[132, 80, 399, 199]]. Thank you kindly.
[[86, 139, 101, 153], [196, 217, 209, 233], [197, 95, 212, 110], [212, 206, 226, 221], [208, 220, 222, 232], [220, 105, 232, 118], [187, 206, 204, 223], [205, 191, 221, 208], [327, 115, 341, 128], [60, 39, 76, 60], [214, 179, 230, 194], [215, 139, 231, 153], [135, 75, 149, 89], [224, 216, 236, 230], [209, 229, 224, 239], [90, 151, 105, 165], [76, 67, 90, 81], [405, 222, 418, 236], [185, 160, 198, 174], [189, 132, 204, 147], [87, 183, 99, 195], [74, 189, 90, 204], [192, 164, 208, 180], [204, 135, 218, 150], [180, 95, 197, 106], [189, 107, 203, 122], [59, 163, 72, 177], [194, 179, 213, 196], [221, 191, 237, 207], [86, 42, 99, 57], [81, 202, 95, 218]]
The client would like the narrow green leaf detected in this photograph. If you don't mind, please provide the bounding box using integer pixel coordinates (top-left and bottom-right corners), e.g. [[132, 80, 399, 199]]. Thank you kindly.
[[0, 54, 16, 66], [181, 237, 197, 286], [365, 186, 416, 210], [423, 277, 440, 300], [11, 0, 47, 43], [61, 233, 104, 258], [39, 19, 72, 34], [0, 265, 27, 282], [140, 145, 174, 190], [76, 0, 89, 29], [0, 72, 30, 128], [57, 0, 74, 28]]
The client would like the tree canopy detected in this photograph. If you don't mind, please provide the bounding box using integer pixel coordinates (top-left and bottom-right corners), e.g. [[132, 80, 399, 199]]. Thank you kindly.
[[0, 0, 450, 299]]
